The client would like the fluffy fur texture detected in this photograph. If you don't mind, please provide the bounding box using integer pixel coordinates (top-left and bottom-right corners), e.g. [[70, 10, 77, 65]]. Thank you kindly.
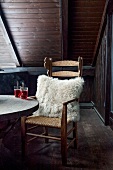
[[33, 75, 84, 121]]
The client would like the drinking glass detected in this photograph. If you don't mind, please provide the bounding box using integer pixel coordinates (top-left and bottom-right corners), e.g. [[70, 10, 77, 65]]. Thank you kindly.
[[14, 86, 21, 98], [20, 87, 28, 99]]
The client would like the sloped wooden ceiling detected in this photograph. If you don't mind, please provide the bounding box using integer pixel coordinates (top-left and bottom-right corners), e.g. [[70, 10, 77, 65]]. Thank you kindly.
[[1, 0, 106, 67], [68, 0, 106, 65], [1, 0, 62, 67]]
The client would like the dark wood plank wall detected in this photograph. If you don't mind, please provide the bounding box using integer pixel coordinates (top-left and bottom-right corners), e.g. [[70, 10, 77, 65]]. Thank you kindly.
[[80, 76, 94, 103], [107, 0, 113, 127], [105, 13, 112, 125], [93, 1, 113, 125], [1, 0, 62, 66], [93, 28, 107, 122]]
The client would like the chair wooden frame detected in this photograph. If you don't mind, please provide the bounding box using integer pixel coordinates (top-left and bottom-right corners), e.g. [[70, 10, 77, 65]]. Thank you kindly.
[[44, 56, 83, 78], [21, 57, 83, 165]]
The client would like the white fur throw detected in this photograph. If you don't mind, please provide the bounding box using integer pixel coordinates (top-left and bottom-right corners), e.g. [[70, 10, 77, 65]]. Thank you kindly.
[[33, 75, 84, 121]]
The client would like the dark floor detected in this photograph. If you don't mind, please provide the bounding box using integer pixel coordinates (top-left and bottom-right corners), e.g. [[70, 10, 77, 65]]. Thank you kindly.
[[0, 108, 113, 170]]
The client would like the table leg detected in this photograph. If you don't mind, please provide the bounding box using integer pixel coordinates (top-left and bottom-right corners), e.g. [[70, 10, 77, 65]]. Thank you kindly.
[[0, 119, 23, 170]]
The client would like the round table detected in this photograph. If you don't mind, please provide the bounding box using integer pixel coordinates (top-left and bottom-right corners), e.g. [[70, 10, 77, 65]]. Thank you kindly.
[[0, 95, 39, 121], [0, 95, 39, 169]]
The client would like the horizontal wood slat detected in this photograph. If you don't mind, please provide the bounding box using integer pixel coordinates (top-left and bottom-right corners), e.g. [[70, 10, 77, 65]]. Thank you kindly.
[[52, 71, 80, 77], [5, 13, 59, 19], [8, 22, 60, 27], [7, 18, 60, 23], [10, 27, 60, 32], [2, 8, 59, 14], [2, 3, 61, 8], [70, 7, 104, 13], [73, 12, 104, 18], [2, 0, 60, 2], [73, 1, 106, 7], [52, 60, 79, 66]]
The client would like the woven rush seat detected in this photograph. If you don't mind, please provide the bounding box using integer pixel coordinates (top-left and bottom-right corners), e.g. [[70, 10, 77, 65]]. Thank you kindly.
[[26, 116, 71, 128]]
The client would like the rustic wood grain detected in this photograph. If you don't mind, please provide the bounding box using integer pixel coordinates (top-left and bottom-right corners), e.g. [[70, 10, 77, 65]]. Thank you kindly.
[[68, 0, 106, 65], [1, 0, 62, 66], [93, 28, 107, 122], [1, 0, 106, 66]]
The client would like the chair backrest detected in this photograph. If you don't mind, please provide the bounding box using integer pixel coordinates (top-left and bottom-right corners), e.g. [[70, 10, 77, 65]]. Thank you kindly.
[[44, 57, 83, 78]]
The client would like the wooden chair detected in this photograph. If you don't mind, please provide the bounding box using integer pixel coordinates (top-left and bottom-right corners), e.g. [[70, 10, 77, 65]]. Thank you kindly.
[[21, 57, 83, 166]]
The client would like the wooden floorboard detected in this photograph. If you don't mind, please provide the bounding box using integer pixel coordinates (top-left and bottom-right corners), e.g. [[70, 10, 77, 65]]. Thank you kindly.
[[1, 108, 113, 170]]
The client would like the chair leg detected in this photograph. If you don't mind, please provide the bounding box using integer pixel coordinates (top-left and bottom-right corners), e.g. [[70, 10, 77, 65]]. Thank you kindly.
[[44, 127, 49, 143], [21, 116, 27, 159], [61, 128, 67, 165], [73, 122, 78, 149]]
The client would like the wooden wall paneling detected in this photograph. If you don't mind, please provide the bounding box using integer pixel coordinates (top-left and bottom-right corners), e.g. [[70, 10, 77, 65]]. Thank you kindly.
[[92, 0, 109, 66], [80, 76, 94, 103], [107, 0, 113, 14], [2, 0, 60, 2], [93, 27, 107, 123], [74, 1, 106, 7], [1, 2, 60, 8], [105, 13, 112, 125]]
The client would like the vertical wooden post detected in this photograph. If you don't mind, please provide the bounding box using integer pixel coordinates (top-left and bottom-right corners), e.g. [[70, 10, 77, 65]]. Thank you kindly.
[[61, 104, 67, 165], [61, 0, 68, 60], [44, 127, 49, 143], [44, 57, 52, 77], [21, 116, 27, 159], [49, 58, 52, 77], [73, 122, 78, 149], [105, 13, 112, 125]]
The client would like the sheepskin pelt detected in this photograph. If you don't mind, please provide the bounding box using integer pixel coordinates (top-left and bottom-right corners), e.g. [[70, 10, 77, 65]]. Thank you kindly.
[[33, 75, 84, 121]]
